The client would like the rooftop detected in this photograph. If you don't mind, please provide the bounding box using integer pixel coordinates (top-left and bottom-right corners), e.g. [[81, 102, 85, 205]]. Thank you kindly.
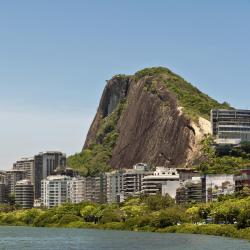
[[37, 151, 66, 156], [44, 175, 71, 181]]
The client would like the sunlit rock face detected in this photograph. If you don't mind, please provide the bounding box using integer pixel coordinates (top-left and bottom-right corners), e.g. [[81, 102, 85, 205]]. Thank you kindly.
[[83, 69, 212, 169]]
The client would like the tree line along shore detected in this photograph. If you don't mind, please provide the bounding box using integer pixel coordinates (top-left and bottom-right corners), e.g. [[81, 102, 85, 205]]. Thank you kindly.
[[1, 194, 250, 241]]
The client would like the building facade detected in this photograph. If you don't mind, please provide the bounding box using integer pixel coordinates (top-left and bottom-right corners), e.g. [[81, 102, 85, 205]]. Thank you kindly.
[[15, 180, 34, 209], [84, 175, 107, 204], [176, 176, 206, 204], [142, 167, 180, 198], [235, 169, 250, 192], [106, 170, 124, 203], [41, 175, 70, 208], [5, 170, 26, 195], [13, 157, 34, 184], [123, 164, 152, 198], [67, 175, 107, 204], [211, 109, 250, 144], [67, 177, 86, 204], [34, 151, 66, 199], [0, 171, 6, 183], [206, 174, 235, 202], [0, 183, 6, 203], [177, 168, 200, 182]]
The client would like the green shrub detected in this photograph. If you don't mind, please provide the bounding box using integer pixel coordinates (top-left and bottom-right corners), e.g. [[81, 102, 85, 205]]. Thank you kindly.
[[143, 194, 175, 211], [99, 208, 122, 224], [58, 214, 81, 226], [151, 208, 185, 228]]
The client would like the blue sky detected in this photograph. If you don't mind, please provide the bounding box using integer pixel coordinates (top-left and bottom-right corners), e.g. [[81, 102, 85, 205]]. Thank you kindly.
[[0, 0, 249, 169]]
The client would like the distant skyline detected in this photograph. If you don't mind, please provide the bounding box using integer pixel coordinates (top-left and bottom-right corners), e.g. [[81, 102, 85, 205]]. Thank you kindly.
[[0, 0, 250, 169]]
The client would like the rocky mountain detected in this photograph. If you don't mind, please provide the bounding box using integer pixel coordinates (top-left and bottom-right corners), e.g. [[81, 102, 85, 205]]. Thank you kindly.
[[68, 67, 230, 175]]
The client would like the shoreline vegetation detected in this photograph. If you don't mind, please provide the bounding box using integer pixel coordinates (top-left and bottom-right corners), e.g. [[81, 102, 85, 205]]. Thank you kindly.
[[1, 195, 250, 241]]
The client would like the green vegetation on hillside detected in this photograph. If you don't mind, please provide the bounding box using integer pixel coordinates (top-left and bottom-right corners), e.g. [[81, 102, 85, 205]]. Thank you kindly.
[[67, 100, 126, 175], [1, 195, 250, 240], [135, 67, 231, 120], [197, 135, 250, 174]]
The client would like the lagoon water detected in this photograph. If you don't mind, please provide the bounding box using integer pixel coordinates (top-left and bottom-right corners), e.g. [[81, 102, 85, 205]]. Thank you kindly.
[[0, 226, 249, 250]]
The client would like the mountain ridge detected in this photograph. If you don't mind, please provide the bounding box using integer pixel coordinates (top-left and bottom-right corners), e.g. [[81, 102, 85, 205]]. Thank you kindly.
[[68, 67, 231, 175]]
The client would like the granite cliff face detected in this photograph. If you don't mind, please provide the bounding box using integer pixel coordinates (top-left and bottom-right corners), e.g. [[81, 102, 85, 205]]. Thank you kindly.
[[81, 67, 228, 170], [83, 76, 131, 149]]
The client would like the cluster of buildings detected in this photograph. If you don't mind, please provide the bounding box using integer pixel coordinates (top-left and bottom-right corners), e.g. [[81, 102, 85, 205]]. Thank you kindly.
[[1, 109, 250, 208], [1, 156, 249, 209], [0, 151, 69, 208]]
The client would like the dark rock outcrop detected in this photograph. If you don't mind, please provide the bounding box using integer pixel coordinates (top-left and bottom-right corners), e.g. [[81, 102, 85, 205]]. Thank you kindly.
[[82, 67, 226, 169], [109, 77, 193, 168], [84, 75, 131, 149]]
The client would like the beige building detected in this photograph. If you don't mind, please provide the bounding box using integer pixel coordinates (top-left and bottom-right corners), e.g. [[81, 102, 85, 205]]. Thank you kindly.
[[13, 157, 34, 184], [67, 175, 107, 204]]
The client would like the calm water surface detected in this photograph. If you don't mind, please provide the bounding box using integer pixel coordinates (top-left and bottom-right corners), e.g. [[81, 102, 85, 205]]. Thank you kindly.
[[0, 226, 249, 250]]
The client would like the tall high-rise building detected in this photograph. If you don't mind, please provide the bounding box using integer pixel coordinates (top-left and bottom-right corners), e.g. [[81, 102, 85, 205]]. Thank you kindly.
[[13, 157, 34, 184], [15, 180, 34, 209], [41, 175, 70, 208], [34, 151, 66, 199]]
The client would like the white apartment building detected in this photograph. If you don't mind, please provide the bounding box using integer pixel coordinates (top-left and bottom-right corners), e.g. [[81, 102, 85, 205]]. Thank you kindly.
[[142, 167, 180, 198], [41, 175, 71, 208], [67, 177, 86, 204], [67, 176, 107, 204]]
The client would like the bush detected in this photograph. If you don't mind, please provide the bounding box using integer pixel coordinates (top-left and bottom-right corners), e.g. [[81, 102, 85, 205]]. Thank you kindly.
[[33, 211, 60, 227], [99, 208, 122, 224], [143, 194, 174, 211], [58, 214, 81, 226], [151, 208, 186, 228]]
